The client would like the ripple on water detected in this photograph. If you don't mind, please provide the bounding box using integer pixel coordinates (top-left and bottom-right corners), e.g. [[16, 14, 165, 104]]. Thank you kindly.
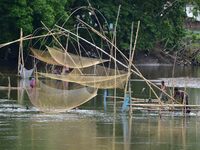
[[29, 109, 115, 123]]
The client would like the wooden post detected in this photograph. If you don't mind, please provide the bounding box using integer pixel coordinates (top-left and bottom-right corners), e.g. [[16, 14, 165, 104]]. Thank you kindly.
[[103, 89, 107, 112], [112, 5, 121, 114], [128, 81, 132, 116], [7, 77, 11, 99]]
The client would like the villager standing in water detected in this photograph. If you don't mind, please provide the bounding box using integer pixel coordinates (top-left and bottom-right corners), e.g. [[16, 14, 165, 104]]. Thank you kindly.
[[160, 81, 168, 102], [174, 87, 190, 113]]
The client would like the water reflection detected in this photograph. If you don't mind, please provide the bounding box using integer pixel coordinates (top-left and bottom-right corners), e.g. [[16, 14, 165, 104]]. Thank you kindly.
[[121, 115, 132, 150], [130, 116, 200, 150], [17, 79, 30, 105], [28, 119, 97, 150], [0, 66, 200, 149]]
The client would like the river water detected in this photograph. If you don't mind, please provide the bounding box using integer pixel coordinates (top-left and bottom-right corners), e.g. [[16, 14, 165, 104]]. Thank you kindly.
[[0, 65, 200, 150]]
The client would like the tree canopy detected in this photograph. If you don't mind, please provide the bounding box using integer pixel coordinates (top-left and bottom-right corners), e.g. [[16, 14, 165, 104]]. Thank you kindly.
[[0, 0, 200, 58], [0, 0, 68, 43]]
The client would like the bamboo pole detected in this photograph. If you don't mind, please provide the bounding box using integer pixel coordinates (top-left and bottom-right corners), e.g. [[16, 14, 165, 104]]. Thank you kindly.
[[131, 103, 200, 108], [19, 28, 26, 78], [128, 81, 132, 116], [131, 108, 200, 112], [113, 5, 121, 114], [7, 77, 11, 99], [170, 52, 177, 110], [129, 21, 140, 115], [183, 78, 188, 117], [20, 29, 24, 68], [106, 95, 159, 102], [18, 40, 21, 76], [8, 77, 11, 89], [124, 21, 140, 114], [124, 22, 134, 113], [0, 32, 65, 49], [105, 4, 119, 142], [0, 86, 22, 90]]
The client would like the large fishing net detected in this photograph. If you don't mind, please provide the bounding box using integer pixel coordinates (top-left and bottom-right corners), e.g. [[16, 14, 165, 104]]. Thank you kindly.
[[47, 46, 109, 68], [31, 46, 108, 68], [39, 65, 128, 89], [26, 79, 98, 113], [30, 48, 61, 65]]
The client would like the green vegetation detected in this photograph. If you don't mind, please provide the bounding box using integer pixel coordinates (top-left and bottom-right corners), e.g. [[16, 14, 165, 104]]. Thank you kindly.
[[0, 0, 68, 43], [67, 0, 187, 51], [0, 0, 200, 61]]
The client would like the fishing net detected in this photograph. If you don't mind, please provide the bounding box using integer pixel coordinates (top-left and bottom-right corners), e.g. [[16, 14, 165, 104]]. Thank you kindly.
[[26, 79, 98, 113], [31, 44, 128, 89], [70, 65, 126, 76], [39, 65, 128, 89], [30, 48, 61, 65], [47, 46, 108, 68]]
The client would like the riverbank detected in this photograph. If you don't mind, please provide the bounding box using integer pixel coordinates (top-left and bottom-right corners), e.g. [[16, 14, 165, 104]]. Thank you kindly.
[[134, 51, 174, 66], [134, 50, 197, 66]]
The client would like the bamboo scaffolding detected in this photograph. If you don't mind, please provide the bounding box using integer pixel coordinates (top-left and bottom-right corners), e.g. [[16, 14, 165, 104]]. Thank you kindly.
[[2, 6, 198, 115], [131, 103, 200, 108], [132, 108, 200, 112], [0, 20, 168, 106], [58, 21, 174, 103], [106, 95, 158, 101], [56, 25, 168, 106], [0, 7, 175, 106], [75, 20, 172, 97]]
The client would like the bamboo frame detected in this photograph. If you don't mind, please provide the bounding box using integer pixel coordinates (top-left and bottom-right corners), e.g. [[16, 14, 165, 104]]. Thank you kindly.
[[1, 5, 197, 115], [56, 25, 166, 103], [63, 20, 175, 103]]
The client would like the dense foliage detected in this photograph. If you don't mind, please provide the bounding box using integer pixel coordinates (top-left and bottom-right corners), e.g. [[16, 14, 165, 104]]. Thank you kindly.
[[0, 0, 200, 59], [0, 0, 68, 43]]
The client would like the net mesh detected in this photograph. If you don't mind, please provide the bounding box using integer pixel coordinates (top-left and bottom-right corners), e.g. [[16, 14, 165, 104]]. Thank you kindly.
[[71, 65, 126, 76], [26, 79, 98, 113], [39, 65, 128, 89], [30, 48, 61, 65], [47, 46, 108, 68]]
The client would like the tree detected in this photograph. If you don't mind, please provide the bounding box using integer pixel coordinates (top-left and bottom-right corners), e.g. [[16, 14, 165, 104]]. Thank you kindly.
[[0, 0, 32, 43], [30, 0, 69, 29], [0, 0, 200, 58], [65, 0, 188, 53], [0, 0, 69, 57]]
